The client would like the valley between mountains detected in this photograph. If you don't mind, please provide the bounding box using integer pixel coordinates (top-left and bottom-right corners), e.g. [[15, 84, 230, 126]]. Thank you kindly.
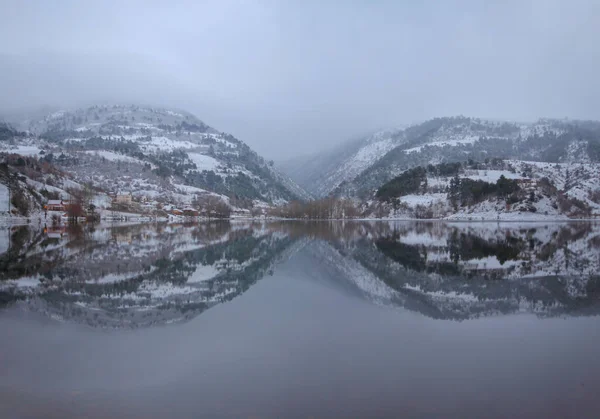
[[2, 108, 600, 221]]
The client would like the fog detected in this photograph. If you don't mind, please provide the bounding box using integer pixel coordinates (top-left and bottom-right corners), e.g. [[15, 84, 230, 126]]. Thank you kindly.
[[1, 0, 599, 159]]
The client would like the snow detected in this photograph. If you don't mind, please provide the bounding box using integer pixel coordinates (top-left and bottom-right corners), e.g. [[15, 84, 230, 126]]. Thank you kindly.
[[137, 281, 198, 298], [25, 178, 68, 198], [10, 145, 42, 156], [85, 150, 150, 166], [372, 158, 600, 220], [92, 194, 112, 209], [187, 264, 220, 283], [62, 179, 82, 190], [313, 241, 398, 303], [187, 152, 220, 171], [173, 183, 209, 195], [213, 137, 238, 148], [144, 136, 198, 152], [399, 231, 447, 246], [314, 130, 402, 195], [445, 211, 568, 222], [464, 170, 522, 183], [2, 277, 42, 289], [353, 138, 396, 164], [163, 110, 184, 117], [47, 110, 66, 120], [403, 135, 480, 154], [400, 193, 447, 207], [103, 134, 147, 141], [463, 256, 519, 269], [404, 284, 480, 302]]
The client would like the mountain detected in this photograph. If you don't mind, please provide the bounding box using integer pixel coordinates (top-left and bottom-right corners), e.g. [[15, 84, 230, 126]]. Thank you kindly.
[[0, 122, 26, 142], [280, 116, 600, 199], [365, 159, 600, 219], [278, 128, 405, 197], [1, 104, 309, 207]]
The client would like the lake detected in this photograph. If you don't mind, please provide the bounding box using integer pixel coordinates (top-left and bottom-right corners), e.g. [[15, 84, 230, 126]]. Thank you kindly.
[[1, 220, 600, 418]]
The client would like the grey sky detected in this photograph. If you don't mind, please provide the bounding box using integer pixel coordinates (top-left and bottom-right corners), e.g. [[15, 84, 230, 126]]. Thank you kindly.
[[1, 0, 599, 159]]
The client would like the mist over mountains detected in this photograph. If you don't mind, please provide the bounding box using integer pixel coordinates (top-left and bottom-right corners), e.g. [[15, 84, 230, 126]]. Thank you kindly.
[[279, 116, 600, 206], [2, 106, 600, 221]]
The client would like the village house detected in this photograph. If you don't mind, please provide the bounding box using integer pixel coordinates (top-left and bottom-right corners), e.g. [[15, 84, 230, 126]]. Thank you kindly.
[[183, 207, 199, 217], [114, 193, 133, 206], [45, 199, 66, 212]]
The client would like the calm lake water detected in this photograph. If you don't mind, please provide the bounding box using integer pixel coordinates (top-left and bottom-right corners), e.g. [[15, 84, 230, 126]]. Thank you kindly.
[[1, 221, 600, 418]]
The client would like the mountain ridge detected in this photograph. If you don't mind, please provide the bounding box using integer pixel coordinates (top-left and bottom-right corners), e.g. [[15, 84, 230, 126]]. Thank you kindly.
[[1, 104, 311, 208], [279, 116, 600, 199]]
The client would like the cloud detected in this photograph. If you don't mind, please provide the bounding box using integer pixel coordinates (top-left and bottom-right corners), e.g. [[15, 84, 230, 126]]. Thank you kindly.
[[1, 0, 599, 158]]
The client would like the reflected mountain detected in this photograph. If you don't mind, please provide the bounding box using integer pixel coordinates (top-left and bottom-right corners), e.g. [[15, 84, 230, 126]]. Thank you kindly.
[[299, 221, 600, 320], [1, 221, 599, 327], [0, 222, 299, 328]]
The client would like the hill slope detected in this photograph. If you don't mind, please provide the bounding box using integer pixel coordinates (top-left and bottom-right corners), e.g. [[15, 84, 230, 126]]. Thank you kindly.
[[2, 105, 309, 206], [364, 159, 600, 219], [279, 117, 600, 199], [278, 128, 405, 197]]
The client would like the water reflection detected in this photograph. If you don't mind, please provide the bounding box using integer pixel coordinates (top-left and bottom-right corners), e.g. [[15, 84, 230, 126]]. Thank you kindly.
[[1, 221, 599, 327], [0, 222, 297, 327]]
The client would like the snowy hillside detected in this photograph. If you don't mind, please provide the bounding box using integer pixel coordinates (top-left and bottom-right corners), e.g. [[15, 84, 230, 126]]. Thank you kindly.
[[343, 117, 600, 197], [279, 116, 600, 198], [364, 159, 600, 220], [2, 105, 307, 206], [278, 128, 405, 197]]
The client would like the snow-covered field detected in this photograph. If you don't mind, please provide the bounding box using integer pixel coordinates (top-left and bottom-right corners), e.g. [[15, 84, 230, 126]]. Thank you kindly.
[[85, 150, 150, 166], [399, 193, 447, 207], [187, 152, 220, 171], [143, 136, 198, 152], [187, 264, 220, 283], [404, 135, 481, 154], [8, 145, 42, 156], [444, 198, 568, 221], [464, 169, 522, 183]]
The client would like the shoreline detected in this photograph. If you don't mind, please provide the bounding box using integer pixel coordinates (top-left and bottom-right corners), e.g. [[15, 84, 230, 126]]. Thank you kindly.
[[1, 213, 598, 228]]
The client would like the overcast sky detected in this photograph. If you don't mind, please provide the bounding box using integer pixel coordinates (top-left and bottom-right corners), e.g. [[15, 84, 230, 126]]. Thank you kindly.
[[1, 0, 599, 159]]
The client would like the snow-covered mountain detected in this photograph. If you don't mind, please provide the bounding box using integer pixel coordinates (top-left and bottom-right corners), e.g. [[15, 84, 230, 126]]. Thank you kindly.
[[278, 128, 405, 197], [2, 104, 309, 206], [302, 222, 600, 320], [280, 116, 600, 199]]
